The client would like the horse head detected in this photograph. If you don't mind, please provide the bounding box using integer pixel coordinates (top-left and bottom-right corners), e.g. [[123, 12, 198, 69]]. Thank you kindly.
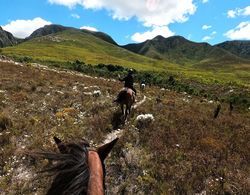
[[36, 136, 118, 195]]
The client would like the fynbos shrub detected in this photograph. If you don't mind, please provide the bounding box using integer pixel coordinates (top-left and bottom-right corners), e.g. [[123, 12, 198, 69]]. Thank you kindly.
[[0, 113, 12, 132]]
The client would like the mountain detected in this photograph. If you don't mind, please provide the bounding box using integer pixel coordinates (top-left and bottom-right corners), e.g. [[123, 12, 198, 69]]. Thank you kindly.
[[215, 41, 250, 60], [1, 26, 250, 86], [0, 27, 19, 48], [122, 35, 247, 66], [28, 24, 117, 45], [81, 29, 117, 45], [2, 28, 163, 71], [3, 24, 248, 68], [27, 24, 73, 40]]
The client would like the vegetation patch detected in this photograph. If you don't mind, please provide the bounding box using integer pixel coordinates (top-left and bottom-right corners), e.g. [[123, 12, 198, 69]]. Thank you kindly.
[[0, 59, 249, 194], [0, 113, 12, 132]]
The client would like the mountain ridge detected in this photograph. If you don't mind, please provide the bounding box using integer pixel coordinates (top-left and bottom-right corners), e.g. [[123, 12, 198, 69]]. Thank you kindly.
[[27, 24, 118, 45], [0, 27, 20, 48], [1, 25, 249, 88], [1, 28, 164, 71], [122, 35, 249, 66], [0, 24, 249, 75], [1, 24, 249, 63], [215, 40, 250, 60]]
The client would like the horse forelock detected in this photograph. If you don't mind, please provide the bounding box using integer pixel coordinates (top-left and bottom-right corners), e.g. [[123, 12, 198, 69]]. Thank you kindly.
[[42, 142, 90, 195], [33, 136, 118, 195]]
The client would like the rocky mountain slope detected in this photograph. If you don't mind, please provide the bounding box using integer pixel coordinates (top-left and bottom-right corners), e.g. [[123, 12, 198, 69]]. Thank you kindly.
[[27, 24, 117, 45], [122, 35, 248, 66], [216, 40, 250, 59], [0, 27, 19, 48]]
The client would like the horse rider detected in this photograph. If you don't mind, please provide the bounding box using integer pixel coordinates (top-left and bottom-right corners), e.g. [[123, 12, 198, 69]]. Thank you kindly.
[[119, 69, 137, 95]]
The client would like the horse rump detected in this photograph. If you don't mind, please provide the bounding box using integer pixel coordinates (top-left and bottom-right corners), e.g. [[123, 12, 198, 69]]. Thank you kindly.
[[113, 89, 127, 103]]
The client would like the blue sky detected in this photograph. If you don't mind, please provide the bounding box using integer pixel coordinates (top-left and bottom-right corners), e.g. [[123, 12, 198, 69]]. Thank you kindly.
[[0, 0, 249, 45]]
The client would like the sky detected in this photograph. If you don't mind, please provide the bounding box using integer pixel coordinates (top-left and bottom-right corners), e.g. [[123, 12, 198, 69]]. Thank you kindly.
[[0, 0, 249, 45]]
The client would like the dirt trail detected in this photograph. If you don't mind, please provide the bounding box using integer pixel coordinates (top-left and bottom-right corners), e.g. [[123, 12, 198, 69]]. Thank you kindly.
[[133, 95, 147, 109]]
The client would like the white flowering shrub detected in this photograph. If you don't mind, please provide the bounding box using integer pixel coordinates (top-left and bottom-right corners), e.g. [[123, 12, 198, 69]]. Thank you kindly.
[[136, 114, 154, 128]]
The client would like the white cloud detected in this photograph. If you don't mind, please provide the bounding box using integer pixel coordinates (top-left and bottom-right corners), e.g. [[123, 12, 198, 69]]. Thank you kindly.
[[224, 21, 250, 40], [49, 1, 196, 44], [202, 24, 212, 30], [202, 36, 212, 41], [48, 0, 196, 27], [48, 0, 83, 9], [243, 6, 250, 16], [80, 26, 98, 31], [2, 17, 52, 38], [211, 31, 216, 35], [131, 26, 174, 42], [202, 0, 209, 3], [202, 31, 216, 42], [227, 6, 250, 18], [227, 10, 236, 18], [71, 13, 80, 19]]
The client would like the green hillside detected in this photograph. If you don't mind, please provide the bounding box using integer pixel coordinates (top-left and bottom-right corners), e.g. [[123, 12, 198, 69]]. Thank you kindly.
[[1, 28, 250, 87], [28, 24, 118, 46], [1, 29, 171, 72]]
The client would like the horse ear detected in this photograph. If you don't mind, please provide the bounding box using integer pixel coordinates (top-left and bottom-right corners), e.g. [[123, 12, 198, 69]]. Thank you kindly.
[[97, 138, 119, 161], [54, 136, 62, 144], [53, 136, 67, 153]]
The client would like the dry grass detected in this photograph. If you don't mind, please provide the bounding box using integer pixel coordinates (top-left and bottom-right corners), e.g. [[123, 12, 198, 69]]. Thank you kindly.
[[0, 60, 249, 194]]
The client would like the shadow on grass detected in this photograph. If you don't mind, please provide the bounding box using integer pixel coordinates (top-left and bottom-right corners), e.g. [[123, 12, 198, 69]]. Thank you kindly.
[[111, 110, 125, 130]]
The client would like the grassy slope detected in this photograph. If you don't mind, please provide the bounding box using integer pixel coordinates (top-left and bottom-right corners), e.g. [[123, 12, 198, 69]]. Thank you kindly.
[[1, 30, 250, 87], [2, 29, 170, 72], [0, 61, 249, 194], [122, 36, 250, 86]]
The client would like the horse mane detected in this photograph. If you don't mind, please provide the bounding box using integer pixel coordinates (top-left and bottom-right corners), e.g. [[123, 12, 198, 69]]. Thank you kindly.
[[36, 141, 90, 195]]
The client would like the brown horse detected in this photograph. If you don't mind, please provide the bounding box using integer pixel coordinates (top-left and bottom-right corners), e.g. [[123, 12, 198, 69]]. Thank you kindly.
[[34, 136, 118, 195], [114, 87, 135, 120]]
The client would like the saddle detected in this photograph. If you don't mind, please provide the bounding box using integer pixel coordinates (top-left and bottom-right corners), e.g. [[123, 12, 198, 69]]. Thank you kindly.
[[122, 87, 135, 96], [114, 87, 135, 103]]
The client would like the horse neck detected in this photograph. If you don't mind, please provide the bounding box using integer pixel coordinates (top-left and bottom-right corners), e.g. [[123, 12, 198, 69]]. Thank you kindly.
[[87, 151, 104, 195]]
